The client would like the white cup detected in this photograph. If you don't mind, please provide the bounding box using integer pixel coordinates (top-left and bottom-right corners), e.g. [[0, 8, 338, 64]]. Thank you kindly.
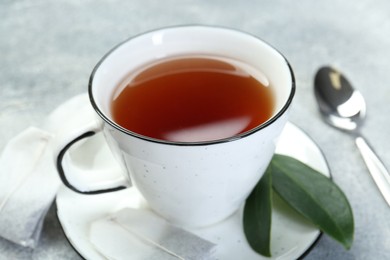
[[55, 25, 295, 227]]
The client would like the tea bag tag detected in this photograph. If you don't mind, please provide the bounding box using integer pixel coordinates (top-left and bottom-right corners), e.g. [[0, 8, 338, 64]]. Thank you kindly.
[[90, 208, 216, 260]]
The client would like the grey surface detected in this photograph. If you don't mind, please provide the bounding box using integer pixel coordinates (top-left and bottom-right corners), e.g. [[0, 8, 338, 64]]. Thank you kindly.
[[1, 0, 390, 259]]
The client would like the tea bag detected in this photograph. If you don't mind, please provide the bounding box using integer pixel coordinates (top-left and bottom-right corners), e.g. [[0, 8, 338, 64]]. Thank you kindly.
[[0, 127, 59, 247], [90, 208, 217, 260], [0, 94, 92, 248]]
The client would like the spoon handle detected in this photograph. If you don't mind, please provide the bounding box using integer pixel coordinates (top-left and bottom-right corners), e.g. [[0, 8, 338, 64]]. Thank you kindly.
[[355, 136, 390, 207]]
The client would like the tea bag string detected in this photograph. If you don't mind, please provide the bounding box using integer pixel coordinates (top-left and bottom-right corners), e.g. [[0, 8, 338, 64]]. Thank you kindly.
[[110, 217, 185, 260]]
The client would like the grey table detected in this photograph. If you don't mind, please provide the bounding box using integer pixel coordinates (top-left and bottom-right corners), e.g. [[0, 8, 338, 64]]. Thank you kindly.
[[1, 0, 390, 259]]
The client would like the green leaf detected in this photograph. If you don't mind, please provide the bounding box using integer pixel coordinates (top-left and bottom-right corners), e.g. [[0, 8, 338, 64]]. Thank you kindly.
[[271, 154, 354, 249], [243, 166, 273, 257]]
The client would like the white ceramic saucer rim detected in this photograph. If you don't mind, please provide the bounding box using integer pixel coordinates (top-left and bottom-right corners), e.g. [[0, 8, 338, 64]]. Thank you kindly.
[[56, 122, 330, 260]]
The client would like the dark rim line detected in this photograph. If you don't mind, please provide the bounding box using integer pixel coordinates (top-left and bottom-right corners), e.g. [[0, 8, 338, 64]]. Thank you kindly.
[[88, 25, 296, 146], [56, 131, 127, 195]]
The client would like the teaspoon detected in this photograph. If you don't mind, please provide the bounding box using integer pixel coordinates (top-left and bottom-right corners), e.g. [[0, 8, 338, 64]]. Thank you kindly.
[[314, 66, 390, 207]]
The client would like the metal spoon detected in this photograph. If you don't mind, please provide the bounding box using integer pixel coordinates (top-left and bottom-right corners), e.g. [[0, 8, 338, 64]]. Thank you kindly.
[[314, 66, 390, 207]]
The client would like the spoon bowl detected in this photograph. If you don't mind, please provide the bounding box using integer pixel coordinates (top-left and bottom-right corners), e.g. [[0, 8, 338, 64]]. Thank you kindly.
[[314, 66, 366, 132], [314, 66, 390, 207]]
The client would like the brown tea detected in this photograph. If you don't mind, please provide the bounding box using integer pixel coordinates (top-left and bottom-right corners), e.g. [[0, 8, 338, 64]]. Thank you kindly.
[[111, 56, 274, 142]]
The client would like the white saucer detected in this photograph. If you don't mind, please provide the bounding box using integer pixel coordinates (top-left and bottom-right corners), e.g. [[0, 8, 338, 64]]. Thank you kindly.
[[56, 122, 330, 260]]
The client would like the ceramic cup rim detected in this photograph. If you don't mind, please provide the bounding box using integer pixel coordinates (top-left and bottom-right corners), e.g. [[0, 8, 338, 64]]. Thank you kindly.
[[88, 25, 295, 146]]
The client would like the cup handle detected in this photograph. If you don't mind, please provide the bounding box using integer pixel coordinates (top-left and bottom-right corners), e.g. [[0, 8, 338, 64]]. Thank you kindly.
[[54, 119, 129, 194]]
